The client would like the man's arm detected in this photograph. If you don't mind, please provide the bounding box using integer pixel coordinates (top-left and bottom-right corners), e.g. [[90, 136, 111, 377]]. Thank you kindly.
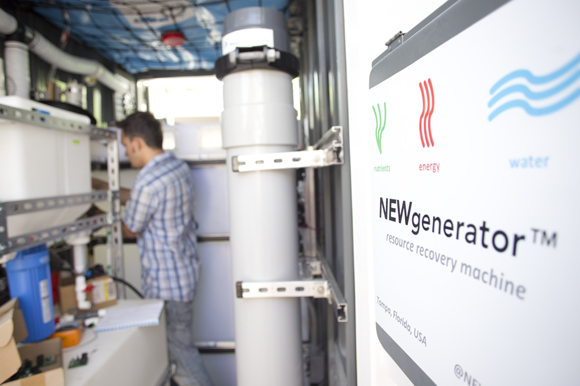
[[122, 222, 138, 239], [92, 178, 131, 205]]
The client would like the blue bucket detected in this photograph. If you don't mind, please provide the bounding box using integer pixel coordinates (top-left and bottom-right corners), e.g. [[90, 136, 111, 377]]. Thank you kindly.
[[6, 245, 55, 342]]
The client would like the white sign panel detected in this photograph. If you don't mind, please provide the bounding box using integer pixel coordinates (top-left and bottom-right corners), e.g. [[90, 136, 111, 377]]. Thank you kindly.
[[370, 1, 580, 385]]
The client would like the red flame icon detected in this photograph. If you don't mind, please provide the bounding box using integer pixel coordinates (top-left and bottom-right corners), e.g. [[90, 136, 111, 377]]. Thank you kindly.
[[419, 79, 435, 148]]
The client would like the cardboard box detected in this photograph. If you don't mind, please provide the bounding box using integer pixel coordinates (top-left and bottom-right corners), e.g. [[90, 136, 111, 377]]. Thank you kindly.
[[2, 338, 64, 386], [0, 299, 29, 384], [59, 275, 117, 314], [2, 368, 64, 386]]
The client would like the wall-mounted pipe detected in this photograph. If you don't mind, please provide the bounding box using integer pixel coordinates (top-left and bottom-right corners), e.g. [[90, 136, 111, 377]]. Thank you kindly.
[[0, 8, 17, 35], [0, 7, 128, 94], [4, 41, 30, 98], [219, 7, 303, 386], [67, 232, 92, 310], [27, 31, 128, 93]]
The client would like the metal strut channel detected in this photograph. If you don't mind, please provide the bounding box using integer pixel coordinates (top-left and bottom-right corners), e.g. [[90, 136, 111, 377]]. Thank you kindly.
[[318, 254, 348, 323], [232, 126, 344, 172], [236, 279, 330, 299], [0, 103, 118, 140], [0, 214, 109, 255], [1, 191, 108, 216], [235, 255, 348, 323], [0, 192, 111, 255]]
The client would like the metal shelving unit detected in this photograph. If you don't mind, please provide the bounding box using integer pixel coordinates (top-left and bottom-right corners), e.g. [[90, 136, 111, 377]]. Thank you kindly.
[[0, 103, 125, 297]]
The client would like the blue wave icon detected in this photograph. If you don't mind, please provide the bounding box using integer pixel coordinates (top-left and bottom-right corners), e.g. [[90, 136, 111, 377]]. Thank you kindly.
[[488, 52, 580, 121]]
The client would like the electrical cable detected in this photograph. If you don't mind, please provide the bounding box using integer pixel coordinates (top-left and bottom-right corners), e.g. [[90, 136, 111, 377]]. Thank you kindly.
[[50, 263, 144, 298], [110, 276, 144, 299], [86, 264, 144, 298]]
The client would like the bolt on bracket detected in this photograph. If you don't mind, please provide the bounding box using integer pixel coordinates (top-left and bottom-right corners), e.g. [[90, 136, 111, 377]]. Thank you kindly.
[[232, 126, 344, 172], [235, 254, 348, 323], [236, 279, 329, 299]]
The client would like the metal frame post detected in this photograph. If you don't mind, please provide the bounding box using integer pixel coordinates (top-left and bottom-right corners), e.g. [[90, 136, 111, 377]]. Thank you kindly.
[[106, 134, 125, 298]]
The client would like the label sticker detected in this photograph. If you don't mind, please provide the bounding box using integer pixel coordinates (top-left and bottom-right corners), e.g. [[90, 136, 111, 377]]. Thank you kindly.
[[39, 279, 51, 324], [92, 277, 118, 304]]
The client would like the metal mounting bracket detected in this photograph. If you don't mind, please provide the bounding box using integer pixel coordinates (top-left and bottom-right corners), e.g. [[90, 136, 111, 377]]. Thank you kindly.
[[0, 192, 111, 255], [235, 254, 348, 323], [0, 214, 108, 255], [236, 279, 330, 299], [0, 103, 118, 140], [1, 191, 108, 217], [232, 126, 344, 172]]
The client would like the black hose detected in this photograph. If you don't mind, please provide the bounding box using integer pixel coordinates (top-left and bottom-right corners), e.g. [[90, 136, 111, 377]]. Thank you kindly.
[[110, 276, 144, 299], [51, 261, 144, 299]]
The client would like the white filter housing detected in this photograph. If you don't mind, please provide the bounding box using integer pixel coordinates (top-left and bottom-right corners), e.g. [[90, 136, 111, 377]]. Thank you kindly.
[[0, 96, 91, 237], [222, 68, 303, 386]]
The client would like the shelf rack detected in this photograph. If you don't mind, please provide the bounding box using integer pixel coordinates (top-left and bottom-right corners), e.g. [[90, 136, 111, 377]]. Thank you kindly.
[[0, 103, 126, 298]]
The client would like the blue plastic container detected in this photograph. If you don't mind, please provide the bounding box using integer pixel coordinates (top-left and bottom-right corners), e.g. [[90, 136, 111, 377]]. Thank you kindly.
[[5, 245, 55, 342]]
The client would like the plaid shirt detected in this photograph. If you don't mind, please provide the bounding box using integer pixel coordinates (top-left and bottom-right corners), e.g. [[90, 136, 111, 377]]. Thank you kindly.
[[124, 152, 199, 302]]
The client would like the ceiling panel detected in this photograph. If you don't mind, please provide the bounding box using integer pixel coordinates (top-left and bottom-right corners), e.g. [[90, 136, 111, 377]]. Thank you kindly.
[[20, 0, 289, 74]]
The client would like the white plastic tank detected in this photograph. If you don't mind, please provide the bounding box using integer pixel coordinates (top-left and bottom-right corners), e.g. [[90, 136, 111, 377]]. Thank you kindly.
[[0, 96, 92, 238]]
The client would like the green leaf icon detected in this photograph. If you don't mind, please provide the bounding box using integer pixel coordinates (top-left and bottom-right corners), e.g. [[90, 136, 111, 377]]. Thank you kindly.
[[372, 103, 387, 154]]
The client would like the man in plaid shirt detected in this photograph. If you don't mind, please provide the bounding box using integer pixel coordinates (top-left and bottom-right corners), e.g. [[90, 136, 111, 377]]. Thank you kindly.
[[116, 112, 214, 386]]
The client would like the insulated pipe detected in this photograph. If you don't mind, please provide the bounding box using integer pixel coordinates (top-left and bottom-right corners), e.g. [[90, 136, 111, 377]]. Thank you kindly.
[[0, 7, 128, 94], [4, 41, 30, 98], [222, 69, 303, 386], [0, 8, 17, 35], [28, 32, 99, 76], [28, 31, 128, 93]]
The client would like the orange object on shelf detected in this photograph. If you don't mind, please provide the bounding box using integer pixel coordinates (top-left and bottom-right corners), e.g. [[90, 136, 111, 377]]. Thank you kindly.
[[51, 325, 83, 348]]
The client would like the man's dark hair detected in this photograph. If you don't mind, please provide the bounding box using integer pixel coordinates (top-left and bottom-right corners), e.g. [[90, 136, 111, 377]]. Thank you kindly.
[[117, 112, 163, 149]]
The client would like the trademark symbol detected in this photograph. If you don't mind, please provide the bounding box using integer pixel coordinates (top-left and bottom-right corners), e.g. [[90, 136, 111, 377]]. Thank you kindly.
[[530, 228, 557, 248]]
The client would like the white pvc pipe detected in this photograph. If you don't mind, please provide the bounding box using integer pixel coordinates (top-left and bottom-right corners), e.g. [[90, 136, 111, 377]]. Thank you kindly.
[[28, 32, 128, 93], [72, 243, 89, 274], [68, 233, 92, 310], [74, 275, 91, 310], [0, 7, 128, 94], [65, 80, 84, 107], [28, 31, 98, 75], [0, 8, 17, 35], [91, 63, 128, 94], [5, 41, 30, 99], [222, 69, 303, 386]]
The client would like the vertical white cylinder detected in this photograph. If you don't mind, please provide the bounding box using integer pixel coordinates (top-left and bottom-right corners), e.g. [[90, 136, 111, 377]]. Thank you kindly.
[[68, 233, 91, 310], [65, 80, 84, 107], [222, 69, 303, 386], [72, 243, 88, 274], [5, 41, 30, 99]]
